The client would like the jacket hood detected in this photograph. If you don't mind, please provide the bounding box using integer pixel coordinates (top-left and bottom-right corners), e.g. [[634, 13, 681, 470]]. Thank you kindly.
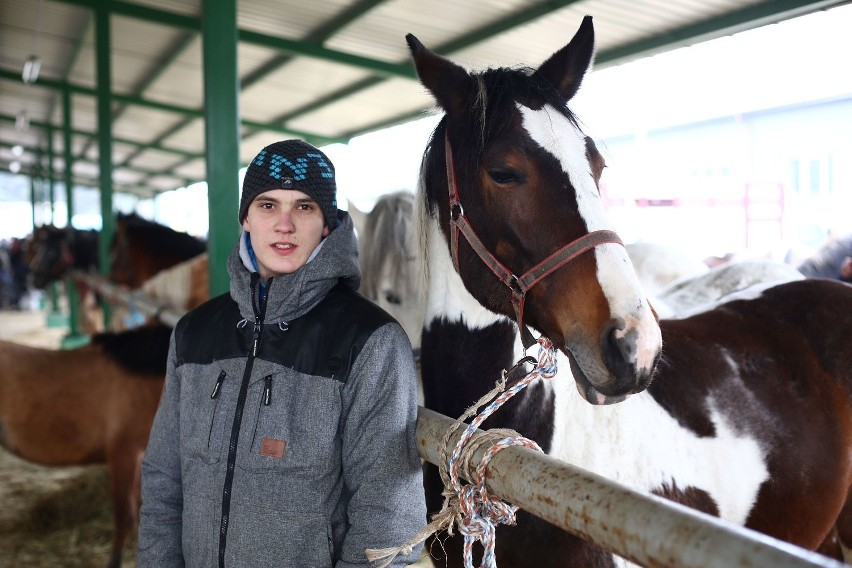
[[227, 209, 361, 323]]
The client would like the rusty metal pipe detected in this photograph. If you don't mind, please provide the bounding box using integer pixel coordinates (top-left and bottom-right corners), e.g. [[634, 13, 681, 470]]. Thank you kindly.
[[416, 406, 843, 568]]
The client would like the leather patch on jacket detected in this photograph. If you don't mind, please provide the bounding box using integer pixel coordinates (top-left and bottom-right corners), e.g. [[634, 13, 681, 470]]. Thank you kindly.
[[260, 437, 286, 459]]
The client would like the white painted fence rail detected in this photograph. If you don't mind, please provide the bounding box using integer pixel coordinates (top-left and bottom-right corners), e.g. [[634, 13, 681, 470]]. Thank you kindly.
[[416, 407, 844, 568], [73, 270, 843, 568]]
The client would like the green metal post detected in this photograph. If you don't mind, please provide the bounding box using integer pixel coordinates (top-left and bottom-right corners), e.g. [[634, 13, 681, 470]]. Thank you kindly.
[[96, 5, 113, 328], [46, 123, 68, 328], [202, 0, 241, 297], [62, 85, 86, 347]]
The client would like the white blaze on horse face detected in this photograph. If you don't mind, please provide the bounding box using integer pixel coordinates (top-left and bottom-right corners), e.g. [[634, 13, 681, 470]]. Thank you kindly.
[[519, 104, 662, 372]]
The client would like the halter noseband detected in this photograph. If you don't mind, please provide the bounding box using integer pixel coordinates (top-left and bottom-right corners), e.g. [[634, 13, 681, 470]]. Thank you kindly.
[[444, 132, 624, 348]]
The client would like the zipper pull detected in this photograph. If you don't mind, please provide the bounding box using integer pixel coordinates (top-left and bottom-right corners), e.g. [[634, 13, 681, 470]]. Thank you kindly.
[[252, 318, 262, 356], [263, 375, 272, 406], [210, 370, 226, 399]]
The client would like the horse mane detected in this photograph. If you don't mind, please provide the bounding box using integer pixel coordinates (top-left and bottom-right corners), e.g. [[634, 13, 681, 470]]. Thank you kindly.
[[91, 324, 172, 376], [359, 191, 418, 301], [117, 213, 207, 260]]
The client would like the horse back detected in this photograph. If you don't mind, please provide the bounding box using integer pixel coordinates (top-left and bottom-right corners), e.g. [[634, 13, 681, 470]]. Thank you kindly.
[[0, 340, 164, 467]]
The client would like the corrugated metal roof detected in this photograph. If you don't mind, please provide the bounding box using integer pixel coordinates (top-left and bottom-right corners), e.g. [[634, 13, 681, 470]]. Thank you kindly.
[[0, 0, 847, 198]]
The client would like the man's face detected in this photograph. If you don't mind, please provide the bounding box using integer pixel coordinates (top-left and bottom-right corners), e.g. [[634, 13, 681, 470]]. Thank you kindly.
[[241, 189, 329, 279]]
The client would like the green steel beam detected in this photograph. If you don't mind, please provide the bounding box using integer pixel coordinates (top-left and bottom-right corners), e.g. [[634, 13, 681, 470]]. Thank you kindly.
[[54, 0, 411, 78], [202, 0, 241, 297], [95, 6, 114, 283], [62, 88, 75, 222]]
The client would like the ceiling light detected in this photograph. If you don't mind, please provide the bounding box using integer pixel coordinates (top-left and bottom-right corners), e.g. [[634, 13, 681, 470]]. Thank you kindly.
[[15, 112, 29, 132], [11, 145, 24, 157], [9, 161, 21, 174], [22, 55, 41, 85]]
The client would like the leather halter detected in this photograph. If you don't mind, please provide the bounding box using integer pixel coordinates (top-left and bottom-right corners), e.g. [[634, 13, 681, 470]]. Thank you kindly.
[[444, 132, 624, 348]]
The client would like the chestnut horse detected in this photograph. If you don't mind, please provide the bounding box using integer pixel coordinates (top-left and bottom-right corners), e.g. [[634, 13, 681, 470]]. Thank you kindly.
[[408, 17, 852, 568], [0, 324, 171, 568], [109, 213, 206, 289]]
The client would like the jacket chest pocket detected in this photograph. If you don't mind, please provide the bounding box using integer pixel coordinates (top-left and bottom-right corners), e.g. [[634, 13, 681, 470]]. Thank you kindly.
[[182, 369, 231, 464], [239, 373, 342, 473]]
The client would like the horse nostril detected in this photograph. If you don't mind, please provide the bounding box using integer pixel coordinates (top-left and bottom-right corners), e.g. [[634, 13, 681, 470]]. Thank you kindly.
[[602, 317, 636, 369]]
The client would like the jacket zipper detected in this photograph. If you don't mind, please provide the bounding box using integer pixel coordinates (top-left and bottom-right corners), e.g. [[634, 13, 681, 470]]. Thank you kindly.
[[218, 274, 271, 568]]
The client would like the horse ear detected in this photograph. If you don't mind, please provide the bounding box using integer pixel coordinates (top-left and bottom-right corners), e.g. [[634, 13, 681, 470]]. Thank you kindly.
[[406, 33, 473, 115], [348, 201, 367, 240], [533, 15, 595, 101]]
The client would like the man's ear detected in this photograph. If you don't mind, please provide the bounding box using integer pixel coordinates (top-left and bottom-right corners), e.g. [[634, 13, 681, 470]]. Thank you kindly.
[[322, 225, 330, 238], [242, 218, 251, 232]]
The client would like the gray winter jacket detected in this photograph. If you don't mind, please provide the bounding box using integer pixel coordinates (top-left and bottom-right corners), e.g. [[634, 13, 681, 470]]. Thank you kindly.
[[138, 212, 426, 567]]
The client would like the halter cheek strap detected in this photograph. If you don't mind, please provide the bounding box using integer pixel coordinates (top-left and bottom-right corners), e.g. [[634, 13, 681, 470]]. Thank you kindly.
[[444, 133, 624, 348]]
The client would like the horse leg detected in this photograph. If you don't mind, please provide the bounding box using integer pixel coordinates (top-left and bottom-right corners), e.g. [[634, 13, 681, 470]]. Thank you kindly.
[[105, 446, 144, 568]]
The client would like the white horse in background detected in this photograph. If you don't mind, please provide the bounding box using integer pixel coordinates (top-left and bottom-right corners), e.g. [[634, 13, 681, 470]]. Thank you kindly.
[[652, 260, 805, 319], [624, 241, 709, 295], [348, 191, 425, 354]]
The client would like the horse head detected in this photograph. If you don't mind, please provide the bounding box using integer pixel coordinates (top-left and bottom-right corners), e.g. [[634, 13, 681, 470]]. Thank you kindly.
[[356, 191, 424, 350], [28, 225, 75, 289], [408, 16, 662, 404]]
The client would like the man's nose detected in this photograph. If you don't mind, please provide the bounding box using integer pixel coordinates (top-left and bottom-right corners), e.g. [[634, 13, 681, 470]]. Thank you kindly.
[[274, 210, 295, 232]]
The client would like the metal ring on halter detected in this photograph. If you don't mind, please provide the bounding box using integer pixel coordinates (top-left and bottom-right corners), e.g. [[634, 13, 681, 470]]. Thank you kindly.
[[450, 202, 464, 221]]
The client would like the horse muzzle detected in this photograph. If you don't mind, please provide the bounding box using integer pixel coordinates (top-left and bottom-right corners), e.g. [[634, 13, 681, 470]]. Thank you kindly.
[[564, 316, 661, 405]]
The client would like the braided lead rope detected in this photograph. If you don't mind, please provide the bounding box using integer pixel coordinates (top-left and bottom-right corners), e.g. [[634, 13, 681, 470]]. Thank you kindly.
[[366, 337, 558, 568]]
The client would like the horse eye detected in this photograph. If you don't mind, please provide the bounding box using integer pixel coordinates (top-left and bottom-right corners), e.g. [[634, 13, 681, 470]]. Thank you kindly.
[[384, 290, 402, 305], [488, 169, 522, 185]]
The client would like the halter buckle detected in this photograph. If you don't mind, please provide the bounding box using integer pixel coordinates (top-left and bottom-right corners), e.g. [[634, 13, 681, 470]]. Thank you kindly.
[[508, 274, 524, 296], [450, 202, 464, 221]]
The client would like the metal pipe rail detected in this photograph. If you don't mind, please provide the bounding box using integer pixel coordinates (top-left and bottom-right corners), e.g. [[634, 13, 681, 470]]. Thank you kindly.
[[71, 270, 187, 328], [416, 406, 843, 568]]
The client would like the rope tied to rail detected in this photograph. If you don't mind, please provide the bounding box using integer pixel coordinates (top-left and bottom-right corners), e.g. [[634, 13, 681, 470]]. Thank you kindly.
[[366, 337, 558, 568]]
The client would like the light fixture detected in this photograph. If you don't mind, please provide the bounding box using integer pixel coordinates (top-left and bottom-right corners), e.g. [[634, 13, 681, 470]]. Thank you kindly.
[[9, 161, 22, 174], [11, 145, 24, 157], [15, 112, 29, 132], [22, 54, 41, 85]]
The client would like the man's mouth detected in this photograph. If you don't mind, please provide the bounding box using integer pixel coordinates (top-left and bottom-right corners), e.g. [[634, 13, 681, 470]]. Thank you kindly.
[[272, 243, 295, 250]]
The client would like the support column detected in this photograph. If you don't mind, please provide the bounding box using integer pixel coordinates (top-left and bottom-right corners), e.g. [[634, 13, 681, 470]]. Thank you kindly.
[[95, 5, 113, 328], [202, 0, 241, 297]]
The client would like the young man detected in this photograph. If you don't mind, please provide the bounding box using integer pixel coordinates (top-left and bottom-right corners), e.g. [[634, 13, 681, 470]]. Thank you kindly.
[[138, 140, 426, 567]]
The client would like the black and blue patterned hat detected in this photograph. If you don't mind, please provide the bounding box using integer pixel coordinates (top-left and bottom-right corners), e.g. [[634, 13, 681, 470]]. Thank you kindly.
[[239, 139, 338, 229]]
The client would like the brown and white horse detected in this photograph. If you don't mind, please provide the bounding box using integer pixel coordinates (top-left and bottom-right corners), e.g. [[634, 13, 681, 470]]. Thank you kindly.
[[408, 16, 852, 568], [0, 325, 170, 568]]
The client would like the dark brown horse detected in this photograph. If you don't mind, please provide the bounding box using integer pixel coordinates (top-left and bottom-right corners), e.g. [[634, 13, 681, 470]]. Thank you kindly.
[[109, 212, 206, 289], [409, 17, 852, 567], [0, 325, 171, 568]]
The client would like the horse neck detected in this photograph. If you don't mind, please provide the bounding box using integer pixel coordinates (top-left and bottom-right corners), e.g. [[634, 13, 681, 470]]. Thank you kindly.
[[421, 211, 562, 449]]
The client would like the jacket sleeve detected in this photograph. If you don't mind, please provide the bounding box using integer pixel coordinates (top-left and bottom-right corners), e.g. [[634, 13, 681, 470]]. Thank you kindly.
[[137, 331, 185, 567], [337, 322, 427, 568]]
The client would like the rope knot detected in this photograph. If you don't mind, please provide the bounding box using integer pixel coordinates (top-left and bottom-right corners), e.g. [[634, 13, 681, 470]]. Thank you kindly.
[[366, 338, 558, 568]]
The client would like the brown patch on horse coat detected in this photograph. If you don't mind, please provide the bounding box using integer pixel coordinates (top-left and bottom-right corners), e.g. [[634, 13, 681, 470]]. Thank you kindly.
[[652, 482, 720, 517]]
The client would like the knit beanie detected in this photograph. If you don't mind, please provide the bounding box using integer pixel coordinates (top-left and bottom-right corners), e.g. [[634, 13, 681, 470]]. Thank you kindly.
[[239, 139, 338, 229]]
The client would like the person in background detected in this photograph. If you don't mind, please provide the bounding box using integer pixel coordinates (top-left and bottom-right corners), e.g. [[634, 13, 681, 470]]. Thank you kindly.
[[138, 139, 426, 567]]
